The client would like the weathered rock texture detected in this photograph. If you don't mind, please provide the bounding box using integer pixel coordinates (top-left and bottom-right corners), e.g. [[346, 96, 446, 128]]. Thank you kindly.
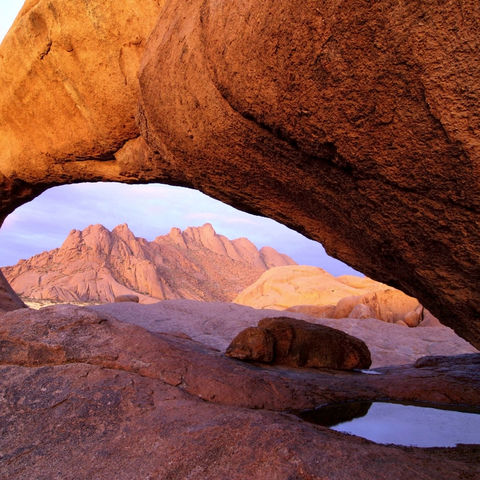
[[2, 223, 293, 303], [137, 0, 480, 348], [0, 0, 164, 199], [0, 305, 479, 479], [332, 289, 423, 326], [0, 1, 479, 348], [226, 317, 372, 370], [226, 326, 275, 363], [114, 294, 139, 303]]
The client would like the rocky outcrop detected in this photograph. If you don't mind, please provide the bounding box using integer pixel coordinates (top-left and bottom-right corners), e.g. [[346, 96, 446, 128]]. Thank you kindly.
[[136, 0, 480, 347], [226, 317, 372, 370], [0, 1, 479, 349], [2, 223, 294, 303], [0, 0, 165, 213], [0, 270, 26, 313], [234, 265, 431, 327], [1, 4, 480, 477], [0, 304, 479, 479], [332, 289, 423, 326], [234, 265, 386, 310]]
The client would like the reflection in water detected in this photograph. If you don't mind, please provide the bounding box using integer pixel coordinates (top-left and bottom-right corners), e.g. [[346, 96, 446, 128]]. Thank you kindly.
[[297, 401, 372, 427], [298, 401, 480, 447]]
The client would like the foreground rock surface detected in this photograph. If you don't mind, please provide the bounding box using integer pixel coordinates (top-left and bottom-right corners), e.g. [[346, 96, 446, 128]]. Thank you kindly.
[[226, 317, 371, 370], [0, 305, 479, 479]]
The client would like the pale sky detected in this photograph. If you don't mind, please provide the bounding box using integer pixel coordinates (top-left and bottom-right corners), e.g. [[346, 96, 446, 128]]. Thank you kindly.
[[0, 2, 362, 277], [0, 1, 23, 40]]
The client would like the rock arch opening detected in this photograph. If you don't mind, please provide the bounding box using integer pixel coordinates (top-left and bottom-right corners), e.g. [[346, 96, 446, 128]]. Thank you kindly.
[[0, 181, 362, 308]]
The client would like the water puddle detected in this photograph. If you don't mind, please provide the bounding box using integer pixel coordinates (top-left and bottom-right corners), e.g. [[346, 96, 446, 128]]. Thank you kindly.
[[297, 401, 480, 447]]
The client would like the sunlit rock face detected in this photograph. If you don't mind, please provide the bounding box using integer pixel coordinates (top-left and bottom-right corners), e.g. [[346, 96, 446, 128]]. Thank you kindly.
[[0, 1, 479, 347], [0, 0, 167, 217]]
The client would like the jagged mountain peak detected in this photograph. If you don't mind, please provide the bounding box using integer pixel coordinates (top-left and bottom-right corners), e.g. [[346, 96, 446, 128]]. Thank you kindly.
[[3, 224, 296, 304]]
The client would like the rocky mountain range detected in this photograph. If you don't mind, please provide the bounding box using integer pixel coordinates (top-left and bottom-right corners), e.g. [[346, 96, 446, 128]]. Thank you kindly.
[[2, 223, 295, 304]]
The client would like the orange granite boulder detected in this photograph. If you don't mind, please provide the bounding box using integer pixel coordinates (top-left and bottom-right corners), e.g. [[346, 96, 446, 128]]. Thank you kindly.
[[226, 317, 372, 370]]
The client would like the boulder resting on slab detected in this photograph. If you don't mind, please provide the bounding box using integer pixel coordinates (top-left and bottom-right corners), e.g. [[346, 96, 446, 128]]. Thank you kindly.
[[1, 305, 479, 479], [226, 317, 372, 370]]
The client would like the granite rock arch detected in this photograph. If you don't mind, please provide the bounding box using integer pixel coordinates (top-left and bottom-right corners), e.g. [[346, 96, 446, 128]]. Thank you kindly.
[[0, 0, 479, 348]]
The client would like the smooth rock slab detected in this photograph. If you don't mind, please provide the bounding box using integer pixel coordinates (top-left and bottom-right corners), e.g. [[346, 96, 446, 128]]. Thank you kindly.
[[2, 363, 479, 480], [1, 305, 479, 411]]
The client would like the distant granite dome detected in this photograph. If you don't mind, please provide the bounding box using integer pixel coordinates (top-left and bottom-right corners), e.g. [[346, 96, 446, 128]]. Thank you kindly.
[[233, 265, 438, 327], [233, 265, 386, 310], [1, 223, 295, 304]]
